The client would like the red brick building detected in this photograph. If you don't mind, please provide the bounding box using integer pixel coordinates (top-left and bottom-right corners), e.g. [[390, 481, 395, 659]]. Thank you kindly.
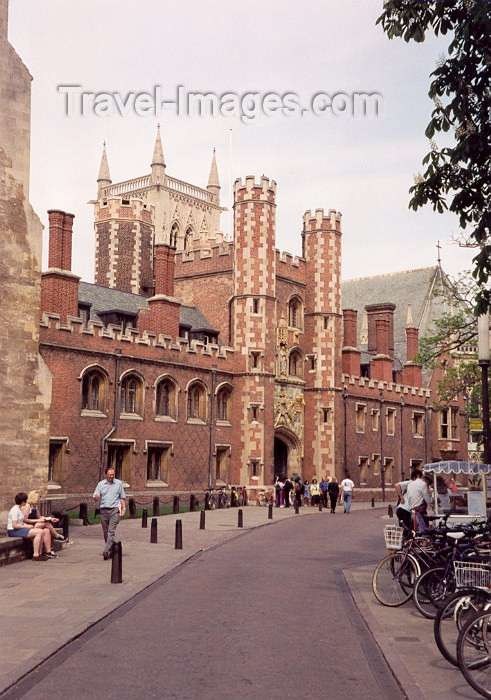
[[37, 136, 467, 505]]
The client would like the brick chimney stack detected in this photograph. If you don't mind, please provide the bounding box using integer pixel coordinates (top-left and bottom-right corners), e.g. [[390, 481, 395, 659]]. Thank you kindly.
[[365, 303, 396, 357], [154, 243, 175, 297], [138, 243, 180, 338], [371, 318, 393, 383], [342, 309, 361, 376], [41, 210, 80, 323]]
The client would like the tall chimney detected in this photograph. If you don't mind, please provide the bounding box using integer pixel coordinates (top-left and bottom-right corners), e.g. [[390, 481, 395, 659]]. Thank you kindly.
[[365, 303, 396, 357], [342, 309, 360, 376], [41, 210, 80, 323]]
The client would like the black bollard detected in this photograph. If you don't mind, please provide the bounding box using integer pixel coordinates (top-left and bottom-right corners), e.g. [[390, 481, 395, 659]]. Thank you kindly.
[[152, 496, 160, 517], [142, 508, 148, 528], [371, 497, 375, 508], [268, 503, 273, 520], [79, 503, 89, 526], [388, 504, 393, 518], [294, 501, 299, 514], [62, 514, 70, 541], [318, 500, 323, 512], [173, 495, 180, 514], [150, 517, 158, 543], [238, 509, 243, 528], [199, 510, 206, 530], [129, 497, 137, 519], [190, 494, 196, 512], [110, 542, 122, 584], [175, 519, 183, 549]]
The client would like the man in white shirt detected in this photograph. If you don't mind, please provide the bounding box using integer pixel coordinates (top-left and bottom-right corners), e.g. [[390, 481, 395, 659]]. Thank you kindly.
[[340, 475, 355, 514], [405, 470, 433, 531]]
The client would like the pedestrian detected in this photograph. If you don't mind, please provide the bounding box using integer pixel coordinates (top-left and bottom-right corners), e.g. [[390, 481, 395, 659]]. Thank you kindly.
[[319, 476, 328, 508], [93, 467, 126, 560], [294, 477, 304, 508], [310, 478, 320, 506], [275, 476, 284, 507], [303, 480, 311, 506], [340, 474, 355, 513], [283, 476, 293, 508], [327, 477, 339, 513], [394, 474, 416, 533], [7, 492, 50, 561], [405, 469, 433, 532]]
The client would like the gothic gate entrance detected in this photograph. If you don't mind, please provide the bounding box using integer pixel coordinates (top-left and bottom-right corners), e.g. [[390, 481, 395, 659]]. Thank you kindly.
[[274, 428, 301, 479]]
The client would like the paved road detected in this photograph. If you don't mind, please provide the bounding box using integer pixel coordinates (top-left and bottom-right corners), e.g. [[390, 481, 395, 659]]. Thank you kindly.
[[7, 510, 402, 700]]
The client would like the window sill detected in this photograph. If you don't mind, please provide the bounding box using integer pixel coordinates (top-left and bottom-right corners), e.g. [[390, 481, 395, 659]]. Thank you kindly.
[[120, 413, 144, 421], [47, 483, 62, 491], [216, 420, 232, 427], [155, 416, 177, 423], [81, 409, 107, 418], [412, 434, 424, 439], [146, 480, 169, 488], [187, 418, 206, 425]]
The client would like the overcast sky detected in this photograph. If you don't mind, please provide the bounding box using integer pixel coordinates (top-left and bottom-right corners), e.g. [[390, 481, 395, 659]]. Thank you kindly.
[[9, 0, 475, 284]]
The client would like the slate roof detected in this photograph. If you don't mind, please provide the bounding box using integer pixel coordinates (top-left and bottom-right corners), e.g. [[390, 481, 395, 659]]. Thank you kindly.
[[78, 282, 218, 335], [341, 266, 449, 366]]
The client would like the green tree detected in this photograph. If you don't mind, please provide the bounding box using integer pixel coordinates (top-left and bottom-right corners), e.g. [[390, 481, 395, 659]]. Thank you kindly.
[[377, 1, 491, 314]]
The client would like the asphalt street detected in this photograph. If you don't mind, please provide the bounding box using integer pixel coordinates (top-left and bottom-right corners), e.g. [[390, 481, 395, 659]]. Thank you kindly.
[[4, 509, 402, 700]]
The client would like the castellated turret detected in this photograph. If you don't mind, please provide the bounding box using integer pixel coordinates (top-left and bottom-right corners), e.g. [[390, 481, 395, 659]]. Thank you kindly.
[[232, 176, 277, 483], [302, 208, 343, 479]]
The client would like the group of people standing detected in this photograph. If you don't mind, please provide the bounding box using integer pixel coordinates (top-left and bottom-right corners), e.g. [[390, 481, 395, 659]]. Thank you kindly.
[[274, 474, 355, 513]]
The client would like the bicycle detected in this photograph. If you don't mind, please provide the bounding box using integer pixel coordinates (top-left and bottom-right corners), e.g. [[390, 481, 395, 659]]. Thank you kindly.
[[372, 526, 422, 606], [457, 607, 491, 699]]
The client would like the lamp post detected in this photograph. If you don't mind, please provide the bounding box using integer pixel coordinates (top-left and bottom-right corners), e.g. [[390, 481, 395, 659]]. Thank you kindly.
[[478, 314, 491, 465]]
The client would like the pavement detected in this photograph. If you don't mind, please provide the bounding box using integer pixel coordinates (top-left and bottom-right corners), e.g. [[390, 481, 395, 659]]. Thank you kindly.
[[0, 502, 483, 699]]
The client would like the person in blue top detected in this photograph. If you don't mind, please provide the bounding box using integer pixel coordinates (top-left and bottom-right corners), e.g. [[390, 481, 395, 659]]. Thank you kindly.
[[93, 467, 126, 560]]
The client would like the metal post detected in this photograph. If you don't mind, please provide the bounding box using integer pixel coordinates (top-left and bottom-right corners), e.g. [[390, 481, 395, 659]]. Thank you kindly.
[[478, 313, 491, 464], [208, 365, 217, 490], [110, 542, 122, 584], [142, 508, 148, 528], [371, 497, 375, 508], [268, 503, 273, 520], [175, 519, 183, 549], [173, 495, 180, 514], [238, 509, 243, 528], [294, 500, 299, 514], [190, 494, 196, 512], [388, 504, 393, 518], [200, 510, 206, 530], [318, 500, 322, 512], [129, 497, 136, 519], [152, 496, 160, 517], [79, 503, 89, 526], [150, 517, 158, 543]]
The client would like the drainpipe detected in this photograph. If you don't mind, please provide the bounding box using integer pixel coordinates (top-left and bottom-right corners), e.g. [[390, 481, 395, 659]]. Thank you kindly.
[[379, 388, 385, 502], [342, 387, 348, 477], [400, 397, 405, 481], [100, 349, 121, 481], [208, 365, 217, 489]]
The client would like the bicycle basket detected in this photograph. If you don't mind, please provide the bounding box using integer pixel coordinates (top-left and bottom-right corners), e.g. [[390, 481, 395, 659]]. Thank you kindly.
[[384, 525, 403, 550], [453, 561, 491, 590]]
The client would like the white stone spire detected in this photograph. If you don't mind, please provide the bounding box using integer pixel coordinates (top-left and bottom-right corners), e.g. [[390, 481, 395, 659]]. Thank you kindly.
[[97, 142, 111, 196], [151, 124, 166, 185], [406, 304, 415, 328], [207, 148, 220, 197]]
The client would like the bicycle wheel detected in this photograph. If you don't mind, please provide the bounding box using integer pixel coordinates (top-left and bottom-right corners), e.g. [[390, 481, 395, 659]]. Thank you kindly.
[[457, 610, 491, 699], [435, 589, 491, 667], [372, 552, 420, 607], [413, 567, 446, 619]]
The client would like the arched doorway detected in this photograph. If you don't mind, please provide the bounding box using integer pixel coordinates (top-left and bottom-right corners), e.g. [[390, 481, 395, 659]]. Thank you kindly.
[[274, 437, 288, 479], [274, 427, 302, 479]]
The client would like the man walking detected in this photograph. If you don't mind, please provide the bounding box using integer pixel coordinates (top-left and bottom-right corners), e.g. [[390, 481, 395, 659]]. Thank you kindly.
[[93, 467, 126, 559], [340, 474, 355, 513]]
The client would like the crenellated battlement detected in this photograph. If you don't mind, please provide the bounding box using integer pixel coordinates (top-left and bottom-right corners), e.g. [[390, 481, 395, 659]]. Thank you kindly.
[[303, 208, 342, 233], [234, 176, 277, 203], [342, 372, 430, 399], [275, 249, 306, 282], [40, 312, 235, 361], [95, 196, 154, 224]]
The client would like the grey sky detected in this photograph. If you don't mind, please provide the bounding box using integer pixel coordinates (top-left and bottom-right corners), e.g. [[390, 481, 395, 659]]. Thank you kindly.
[[9, 0, 475, 284]]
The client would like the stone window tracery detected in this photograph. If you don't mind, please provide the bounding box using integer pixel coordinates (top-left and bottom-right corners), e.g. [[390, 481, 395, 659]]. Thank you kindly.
[[120, 373, 144, 416]]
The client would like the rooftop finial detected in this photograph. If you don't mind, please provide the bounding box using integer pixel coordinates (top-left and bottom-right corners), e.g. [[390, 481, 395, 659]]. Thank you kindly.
[[436, 239, 442, 267], [97, 142, 111, 196], [207, 147, 220, 195], [406, 304, 415, 329], [151, 124, 166, 185]]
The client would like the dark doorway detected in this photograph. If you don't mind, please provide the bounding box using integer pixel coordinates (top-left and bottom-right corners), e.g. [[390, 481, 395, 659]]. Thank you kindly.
[[274, 438, 288, 478]]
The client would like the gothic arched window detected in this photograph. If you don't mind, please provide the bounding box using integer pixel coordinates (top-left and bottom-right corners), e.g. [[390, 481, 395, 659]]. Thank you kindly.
[[289, 349, 303, 378], [288, 297, 303, 330], [187, 381, 207, 422], [81, 367, 108, 414], [156, 377, 177, 420], [216, 385, 232, 422], [120, 373, 144, 416], [170, 222, 179, 249]]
